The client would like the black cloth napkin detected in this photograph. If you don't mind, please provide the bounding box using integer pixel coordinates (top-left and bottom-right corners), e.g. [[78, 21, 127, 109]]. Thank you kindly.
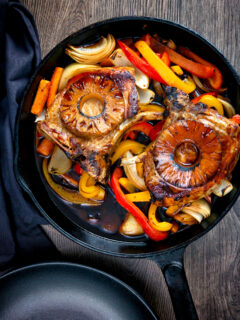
[[0, 0, 57, 274]]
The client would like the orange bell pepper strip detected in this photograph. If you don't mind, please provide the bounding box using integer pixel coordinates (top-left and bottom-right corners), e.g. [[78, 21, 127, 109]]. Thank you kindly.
[[156, 52, 171, 67], [135, 40, 196, 94], [111, 167, 168, 241], [146, 35, 215, 79], [178, 46, 223, 90]]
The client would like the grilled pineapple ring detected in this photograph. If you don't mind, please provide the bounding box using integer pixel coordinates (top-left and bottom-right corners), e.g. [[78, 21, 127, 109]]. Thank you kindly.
[[153, 120, 222, 188], [60, 68, 137, 137]]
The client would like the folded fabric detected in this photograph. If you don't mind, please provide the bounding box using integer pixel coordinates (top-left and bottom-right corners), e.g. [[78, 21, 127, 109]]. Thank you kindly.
[[0, 0, 57, 274]]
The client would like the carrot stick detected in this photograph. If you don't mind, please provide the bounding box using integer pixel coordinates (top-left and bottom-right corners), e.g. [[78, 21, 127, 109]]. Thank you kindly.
[[47, 67, 64, 108], [37, 138, 54, 156], [31, 79, 50, 115]]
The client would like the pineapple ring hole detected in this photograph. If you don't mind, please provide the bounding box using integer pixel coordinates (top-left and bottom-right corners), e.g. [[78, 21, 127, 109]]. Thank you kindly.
[[174, 141, 199, 167], [78, 93, 105, 118]]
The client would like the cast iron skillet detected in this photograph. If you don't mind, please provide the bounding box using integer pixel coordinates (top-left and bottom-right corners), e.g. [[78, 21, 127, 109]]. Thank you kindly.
[[0, 262, 157, 320], [15, 17, 240, 320]]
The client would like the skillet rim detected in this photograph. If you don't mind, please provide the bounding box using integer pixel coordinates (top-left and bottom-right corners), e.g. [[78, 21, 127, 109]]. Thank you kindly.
[[14, 16, 240, 258]]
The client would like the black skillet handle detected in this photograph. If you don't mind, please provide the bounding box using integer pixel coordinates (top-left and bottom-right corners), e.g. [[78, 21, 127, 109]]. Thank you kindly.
[[151, 246, 198, 320]]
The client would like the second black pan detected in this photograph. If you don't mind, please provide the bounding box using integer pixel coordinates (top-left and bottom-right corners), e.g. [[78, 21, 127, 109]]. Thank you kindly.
[[15, 17, 240, 320], [0, 262, 157, 320]]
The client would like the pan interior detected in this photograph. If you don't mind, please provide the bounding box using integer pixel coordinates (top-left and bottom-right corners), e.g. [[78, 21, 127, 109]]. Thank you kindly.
[[15, 17, 240, 256]]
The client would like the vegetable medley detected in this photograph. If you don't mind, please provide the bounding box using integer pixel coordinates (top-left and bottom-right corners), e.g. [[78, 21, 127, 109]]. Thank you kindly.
[[32, 33, 240, 241]]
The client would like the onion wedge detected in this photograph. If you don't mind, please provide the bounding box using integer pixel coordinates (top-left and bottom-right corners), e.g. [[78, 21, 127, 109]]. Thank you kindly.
[[66, 34, 116, 64], [48, 145, 72, 175], [120, 212, 144, 236]]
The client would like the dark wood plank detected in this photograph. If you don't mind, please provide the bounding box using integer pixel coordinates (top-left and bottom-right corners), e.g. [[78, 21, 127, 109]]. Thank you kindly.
[[21, 1, 240, 319]]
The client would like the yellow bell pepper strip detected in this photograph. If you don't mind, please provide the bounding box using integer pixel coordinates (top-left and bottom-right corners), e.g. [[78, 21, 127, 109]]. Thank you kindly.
[[119, 177, 136, 193], [79, 171, 105, 200], [139, 104, 165, 113], [42, 158, 97, 205], [79, 171, 98, 193], [146, 35, 215, 79], [118, 39, 172, 85], [148, 203, 173, 231], [149, 121, 165, 141], [125, 191, 151, 202], [171, 65, 183, 75], [232, 114, 240, 124], [135, 40, 196, 94], [136, 162, 143, 178], [191, 92, 217, 104], [111, 140, 145, 164], [124, 121, 153, 140], [178, 46, 223, 90], [192, 94, 224, 115], [111, 167, 168, 241]]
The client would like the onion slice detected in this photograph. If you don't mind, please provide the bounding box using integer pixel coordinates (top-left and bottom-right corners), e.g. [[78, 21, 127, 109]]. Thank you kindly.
[[212, 179, 233, 197], [137, 88, 155, 105], [66, 34, 116, 64], [192, 75, 227, 93], [217, 96, 235, 118], [112, 111, 164, 147], [123, 151, 147, 191], [181, 199, 211, 222]]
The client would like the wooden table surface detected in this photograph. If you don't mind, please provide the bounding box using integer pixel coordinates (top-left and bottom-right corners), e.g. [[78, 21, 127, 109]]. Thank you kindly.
[[22, 1, 240, 319]]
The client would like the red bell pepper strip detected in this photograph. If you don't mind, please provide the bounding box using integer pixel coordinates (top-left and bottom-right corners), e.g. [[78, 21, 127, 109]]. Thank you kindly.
[[145, 35, 215, 79], [191, 92, 217, 104], [178, 46, 223, 90], [142, 34, 151, 46], [117, 40, 167, 84], [124, 121, 153, 140], [124, 131, 137, 140], [232, 114, 240, 124], [149, 121, 164, 141], [75, 163, 83, 175], [111, 167, 168, 241]]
